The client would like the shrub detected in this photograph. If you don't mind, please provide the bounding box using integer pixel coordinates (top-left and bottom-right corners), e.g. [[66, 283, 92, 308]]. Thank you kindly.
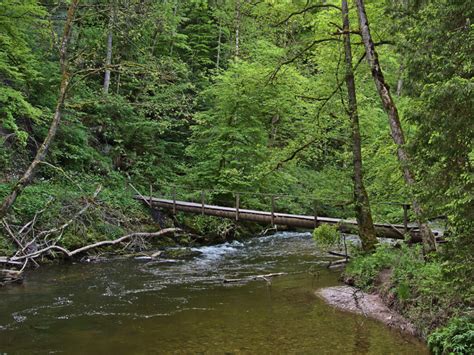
[[312, 224, 340, 251], [428, 317, 474, 355]]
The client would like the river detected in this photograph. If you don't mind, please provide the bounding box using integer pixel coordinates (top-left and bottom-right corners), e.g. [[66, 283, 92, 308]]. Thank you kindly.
[[0, 232, 427, 354]]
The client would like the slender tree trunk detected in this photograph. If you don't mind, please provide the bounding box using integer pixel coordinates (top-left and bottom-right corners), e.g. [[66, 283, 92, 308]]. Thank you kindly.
[[216, 20, 222, 69], [396, 65, 403, 97], [355, 0, 436, 254], [169, 1, 178, 56], [342, 0, 377, 252], [103, 1, 114, 94], [234, 0, 241, 58], [0, 0, 80, 219]]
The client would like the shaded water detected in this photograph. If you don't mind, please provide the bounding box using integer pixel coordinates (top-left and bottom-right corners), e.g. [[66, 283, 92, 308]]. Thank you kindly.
[[0, 232, 427, 354]]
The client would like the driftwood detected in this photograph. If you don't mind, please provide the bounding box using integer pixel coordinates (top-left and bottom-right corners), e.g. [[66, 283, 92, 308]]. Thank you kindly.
[[8, 228, 180, 261], [223, 272, 287, 284], [327, 251, 350, 259], [0, 185, 103, 273], [1, 269, 23, 284], [0, 257, 23, 266], [1, 259, 28, 285], [327, 258, 349, 268]]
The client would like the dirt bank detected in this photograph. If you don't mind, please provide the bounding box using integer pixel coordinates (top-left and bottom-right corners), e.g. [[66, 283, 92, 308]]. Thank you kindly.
[[316, 286, 417, 336]]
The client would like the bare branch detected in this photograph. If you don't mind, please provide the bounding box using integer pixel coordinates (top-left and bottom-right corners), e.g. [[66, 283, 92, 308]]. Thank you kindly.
[[275, 4, 342, 26], [268, 38, 340, 83], [267, 52, 367, 172], [10, 228, 181, 261]]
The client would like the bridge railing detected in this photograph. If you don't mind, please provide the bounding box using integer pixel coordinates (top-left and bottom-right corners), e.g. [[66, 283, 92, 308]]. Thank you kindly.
[[146, 184, 412, 229]]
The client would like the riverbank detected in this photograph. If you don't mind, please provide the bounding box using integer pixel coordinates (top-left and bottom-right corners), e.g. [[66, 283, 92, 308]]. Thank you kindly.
[[316, 285, 417, 335], [332, 244, 473, 355], [0, 178, 266, 282]]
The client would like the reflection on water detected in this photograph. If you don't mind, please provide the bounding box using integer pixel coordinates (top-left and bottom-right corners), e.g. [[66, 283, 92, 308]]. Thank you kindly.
[[0, 232, 427, 354]]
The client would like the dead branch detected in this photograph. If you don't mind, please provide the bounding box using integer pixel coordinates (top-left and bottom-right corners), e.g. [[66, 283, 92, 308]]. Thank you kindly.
[[1, 219, 24, 249], [0, 269, 24, 284], [327, 251, 350, 259], [10, 228, 180, 261], [0, 257, 23, 266], [223, 272, 287, 283], [327, 258, 348, 268], [18, 197, 55, 236], [128, 183, 152, 208]]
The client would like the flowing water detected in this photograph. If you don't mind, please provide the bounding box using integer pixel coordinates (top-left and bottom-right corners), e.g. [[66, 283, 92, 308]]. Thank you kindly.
[[0, 232, 428, 354]]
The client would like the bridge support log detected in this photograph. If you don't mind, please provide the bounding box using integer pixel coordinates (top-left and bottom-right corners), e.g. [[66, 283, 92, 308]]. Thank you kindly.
[[135, 196, 439, 242]]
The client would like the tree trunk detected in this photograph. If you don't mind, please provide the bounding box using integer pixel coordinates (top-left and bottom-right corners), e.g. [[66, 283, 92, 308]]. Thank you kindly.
[[342, 0, 377, 252], [0, 0, 80, 219], [103, 1, 114, 94], [354, 0, 436, 254], [216, 19, 222, 69], [396, 65, 403, 97], [234, 0, 241, 58], [169, 1, 178, 56]]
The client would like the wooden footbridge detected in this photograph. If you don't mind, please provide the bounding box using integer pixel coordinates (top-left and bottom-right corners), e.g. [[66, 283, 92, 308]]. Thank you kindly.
[[134, 189, 439, 242]]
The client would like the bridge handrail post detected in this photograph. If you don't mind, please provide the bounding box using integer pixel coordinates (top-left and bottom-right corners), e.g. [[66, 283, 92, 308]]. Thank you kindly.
[[235, 193, 240, 221], [172, 187, 176, 215], [313, 200, 319, 228], [271, 195, 275, 227], [201, 191, 205, 215], [149, 183, 152, 208], [403, 203, 410, 234]]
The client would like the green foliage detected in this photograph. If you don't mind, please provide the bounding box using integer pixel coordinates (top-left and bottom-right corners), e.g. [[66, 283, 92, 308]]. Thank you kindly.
[[0, 3, 471, 348], [428, 317, 474, 355], [346, 243, 472, 339], [0, 0, 48, 146], [400, 0, 474, 239], [312, 224, 340, 251], [180, 214, 237, 240], [0, 233, 14, 256], [345, 243, 400, 289]]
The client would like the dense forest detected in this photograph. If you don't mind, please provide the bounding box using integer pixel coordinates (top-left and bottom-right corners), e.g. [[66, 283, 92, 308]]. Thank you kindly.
[[0, 0, 472, 353]]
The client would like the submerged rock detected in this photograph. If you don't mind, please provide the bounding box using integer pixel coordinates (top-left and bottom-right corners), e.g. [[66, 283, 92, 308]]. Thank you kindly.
[[316, 286, 417, 336]]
